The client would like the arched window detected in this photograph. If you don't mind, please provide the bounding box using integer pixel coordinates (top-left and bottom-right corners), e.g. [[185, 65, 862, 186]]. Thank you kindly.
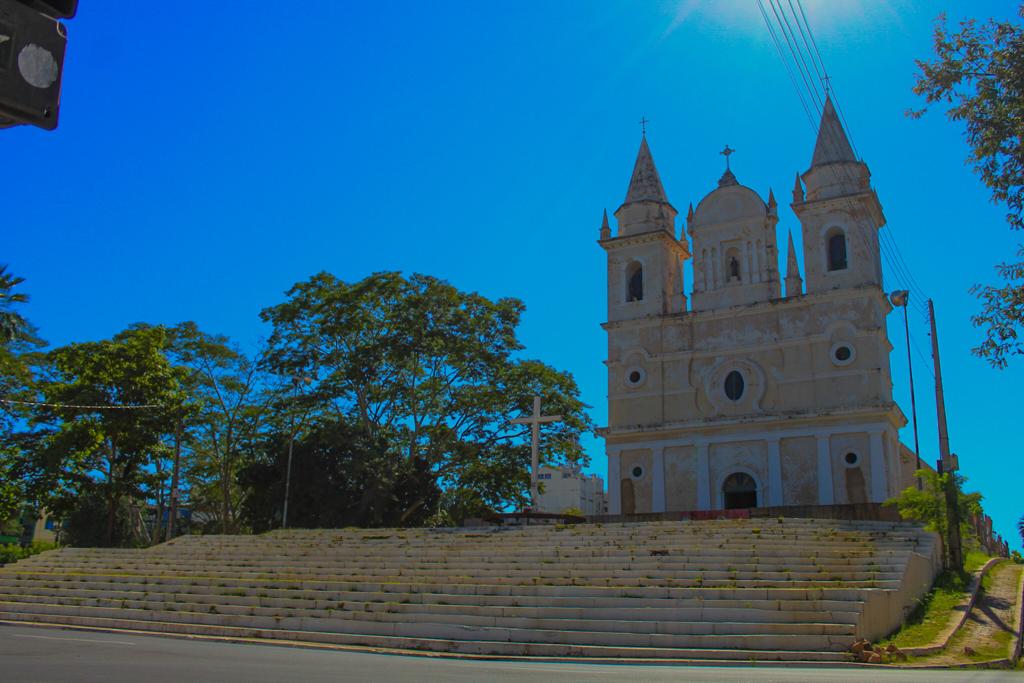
[[827, 231, 848, 271], [722, 472, 758, 509], [626, 263, 643, 302]]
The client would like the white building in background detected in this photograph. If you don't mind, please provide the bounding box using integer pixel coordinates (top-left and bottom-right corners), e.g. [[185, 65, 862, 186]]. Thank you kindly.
[[536, 465, 607, 515]]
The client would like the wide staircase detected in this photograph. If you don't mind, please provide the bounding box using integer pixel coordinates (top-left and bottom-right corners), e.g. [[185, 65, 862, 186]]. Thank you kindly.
[[0, 518, 940, 662]]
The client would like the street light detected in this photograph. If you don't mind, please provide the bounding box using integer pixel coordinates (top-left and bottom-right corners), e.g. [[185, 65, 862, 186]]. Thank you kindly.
[[889, 290, 922, 490], [282, 375, 311, 530]]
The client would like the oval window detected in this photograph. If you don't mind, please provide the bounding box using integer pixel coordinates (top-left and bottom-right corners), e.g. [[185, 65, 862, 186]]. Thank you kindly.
[[631, 465, 644, 479], [844, 452, 860, 467], [835, 346, 852, 362], [629, 370, 642, 383], [724, 371, 745, 401]]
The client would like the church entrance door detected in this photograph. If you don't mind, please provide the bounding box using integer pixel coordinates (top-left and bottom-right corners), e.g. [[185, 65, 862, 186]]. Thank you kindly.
[[722, 472, 757, 509]]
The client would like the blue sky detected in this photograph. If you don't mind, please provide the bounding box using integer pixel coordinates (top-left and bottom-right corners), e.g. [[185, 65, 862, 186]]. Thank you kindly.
[[5, 1, 1022, 550]]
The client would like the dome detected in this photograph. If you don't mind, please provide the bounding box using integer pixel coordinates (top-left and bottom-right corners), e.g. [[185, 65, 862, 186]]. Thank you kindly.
[[691, 182, 767, 229]]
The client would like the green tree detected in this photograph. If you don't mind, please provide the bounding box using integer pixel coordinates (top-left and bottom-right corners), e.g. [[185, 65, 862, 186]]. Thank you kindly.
[[259, 271, 593, 523], [0, 265, 43, 524], [912, 7, 1024, 367], [886, 469, 983, 568], [239, 419, 437, 531], [32, 326, 185, 546], [0, 264, 33, 345], [161, 322, 267, 534]]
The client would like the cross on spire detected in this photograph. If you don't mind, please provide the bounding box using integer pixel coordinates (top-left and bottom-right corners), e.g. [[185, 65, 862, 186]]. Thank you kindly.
[[822, 74, 832, 95], [639, 116, 649, 136], [720, 144, 735, 170]]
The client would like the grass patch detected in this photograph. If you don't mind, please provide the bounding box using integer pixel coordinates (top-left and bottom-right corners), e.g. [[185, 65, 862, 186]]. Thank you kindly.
[[880, 570, 970, 649], [964, 550, 991, 574]]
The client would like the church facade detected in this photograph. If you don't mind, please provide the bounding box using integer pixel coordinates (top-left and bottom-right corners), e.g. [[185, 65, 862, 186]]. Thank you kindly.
[[600, 98, 917, 515]]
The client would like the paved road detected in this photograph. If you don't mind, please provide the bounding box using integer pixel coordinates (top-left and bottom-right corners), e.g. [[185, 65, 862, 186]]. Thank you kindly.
[[0, 624, 1018, 682]]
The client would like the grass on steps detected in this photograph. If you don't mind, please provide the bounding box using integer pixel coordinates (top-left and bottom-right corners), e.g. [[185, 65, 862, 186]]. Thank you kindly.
[[880, 551, 994, 649]]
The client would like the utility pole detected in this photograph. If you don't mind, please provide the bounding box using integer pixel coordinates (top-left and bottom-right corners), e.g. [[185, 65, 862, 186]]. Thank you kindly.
[[166, 418, 182, 541], [928, 299, 962, 570], [282, 376, 311, 529]]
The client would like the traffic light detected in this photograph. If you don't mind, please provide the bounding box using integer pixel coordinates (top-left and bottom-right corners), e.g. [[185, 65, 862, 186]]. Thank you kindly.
[[0, 0, 76, 130]]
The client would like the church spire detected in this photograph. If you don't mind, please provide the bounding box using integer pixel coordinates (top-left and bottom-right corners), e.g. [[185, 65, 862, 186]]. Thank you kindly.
[[785, 230, 803, 297], [623, 136, 670, 205], [810, 95, 856, 167], [792, 172, 804, 203], [599, 208, 611, 240]]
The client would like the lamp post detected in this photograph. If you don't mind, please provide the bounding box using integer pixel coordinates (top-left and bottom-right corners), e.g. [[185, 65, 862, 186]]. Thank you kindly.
[[282, 375, 311, 529], [889, 290, 922, 489]]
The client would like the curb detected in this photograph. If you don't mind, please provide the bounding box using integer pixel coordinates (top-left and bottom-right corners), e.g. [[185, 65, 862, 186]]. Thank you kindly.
[[900, 557, 1004, 657], [1011, 563, 1024, 664], [0, 619, 886, 669]]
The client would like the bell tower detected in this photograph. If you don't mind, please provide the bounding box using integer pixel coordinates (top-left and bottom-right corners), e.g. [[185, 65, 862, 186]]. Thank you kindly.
[[599, 135, 690, 323], [792, 96, 885, 294]]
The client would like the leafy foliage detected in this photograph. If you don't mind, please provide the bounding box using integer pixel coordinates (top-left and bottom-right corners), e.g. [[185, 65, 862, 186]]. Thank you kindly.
[[31, 326, 185, 546], [162, 322, 268, 533], [911, 7, 1024, 367], [0, 541, 57, 566], [259, 272, 594, 520], [0, 265, 42, 524], [886, 468, 983, 567], [239, 420, 438, 531], [3, 267, 594, 541]]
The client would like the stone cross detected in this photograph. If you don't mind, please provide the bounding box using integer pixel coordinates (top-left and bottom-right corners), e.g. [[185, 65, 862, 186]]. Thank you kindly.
[[510, 396, 563, 509], [639, 116, 649, 135]]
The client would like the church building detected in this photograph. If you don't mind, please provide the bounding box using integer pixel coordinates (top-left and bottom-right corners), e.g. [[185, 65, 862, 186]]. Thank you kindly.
[[599, 97, 917, 515]]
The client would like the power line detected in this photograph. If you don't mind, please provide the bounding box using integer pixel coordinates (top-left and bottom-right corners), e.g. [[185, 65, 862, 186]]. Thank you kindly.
[[0, 398, 165, 410], [757, 0, 816, 131], [767, 0, 823, 113]]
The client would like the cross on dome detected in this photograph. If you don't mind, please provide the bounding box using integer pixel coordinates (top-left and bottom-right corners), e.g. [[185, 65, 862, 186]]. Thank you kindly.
[[720, 144, 736, 170]]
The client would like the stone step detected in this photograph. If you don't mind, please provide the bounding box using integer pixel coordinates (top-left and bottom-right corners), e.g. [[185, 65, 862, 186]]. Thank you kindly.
[[0, 518, 937, 662], [0, 588, 862, 624], [21, 559, 905, 578], [18, 557, 905, 575], [0, 574, 883, 601], [0, 595, 856, 636], [0, 611, 853, 661], [0, 570, 902, 590], [33, 542, 910, 556], [0, 579, 868, 612], [0, 602, 855, 651]]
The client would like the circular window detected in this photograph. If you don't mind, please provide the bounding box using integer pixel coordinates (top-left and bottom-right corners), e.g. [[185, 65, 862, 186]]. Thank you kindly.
[[624, 367, 646, 388], [843, 452, 860, 468], [830, 343, 855, 366], [631, 465, 644, 479], [724, 370, 745, 401]]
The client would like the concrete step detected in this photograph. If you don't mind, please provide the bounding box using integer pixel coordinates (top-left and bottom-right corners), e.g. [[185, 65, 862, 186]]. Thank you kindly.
[[0, 602, 855, 651], [0, 611, 853, 661], [0, 570, 902, 591], [0, 589, 862, 624], [0, 579, 868, 613], [0, 518, 938, 662], [22, 557, 905, 573], [0, 596, 856, 636], [0, 574, 883, 601]]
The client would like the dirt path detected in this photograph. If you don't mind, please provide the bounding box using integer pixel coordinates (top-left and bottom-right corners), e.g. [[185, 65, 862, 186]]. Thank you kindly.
[[923, 560, 1022, 666]]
